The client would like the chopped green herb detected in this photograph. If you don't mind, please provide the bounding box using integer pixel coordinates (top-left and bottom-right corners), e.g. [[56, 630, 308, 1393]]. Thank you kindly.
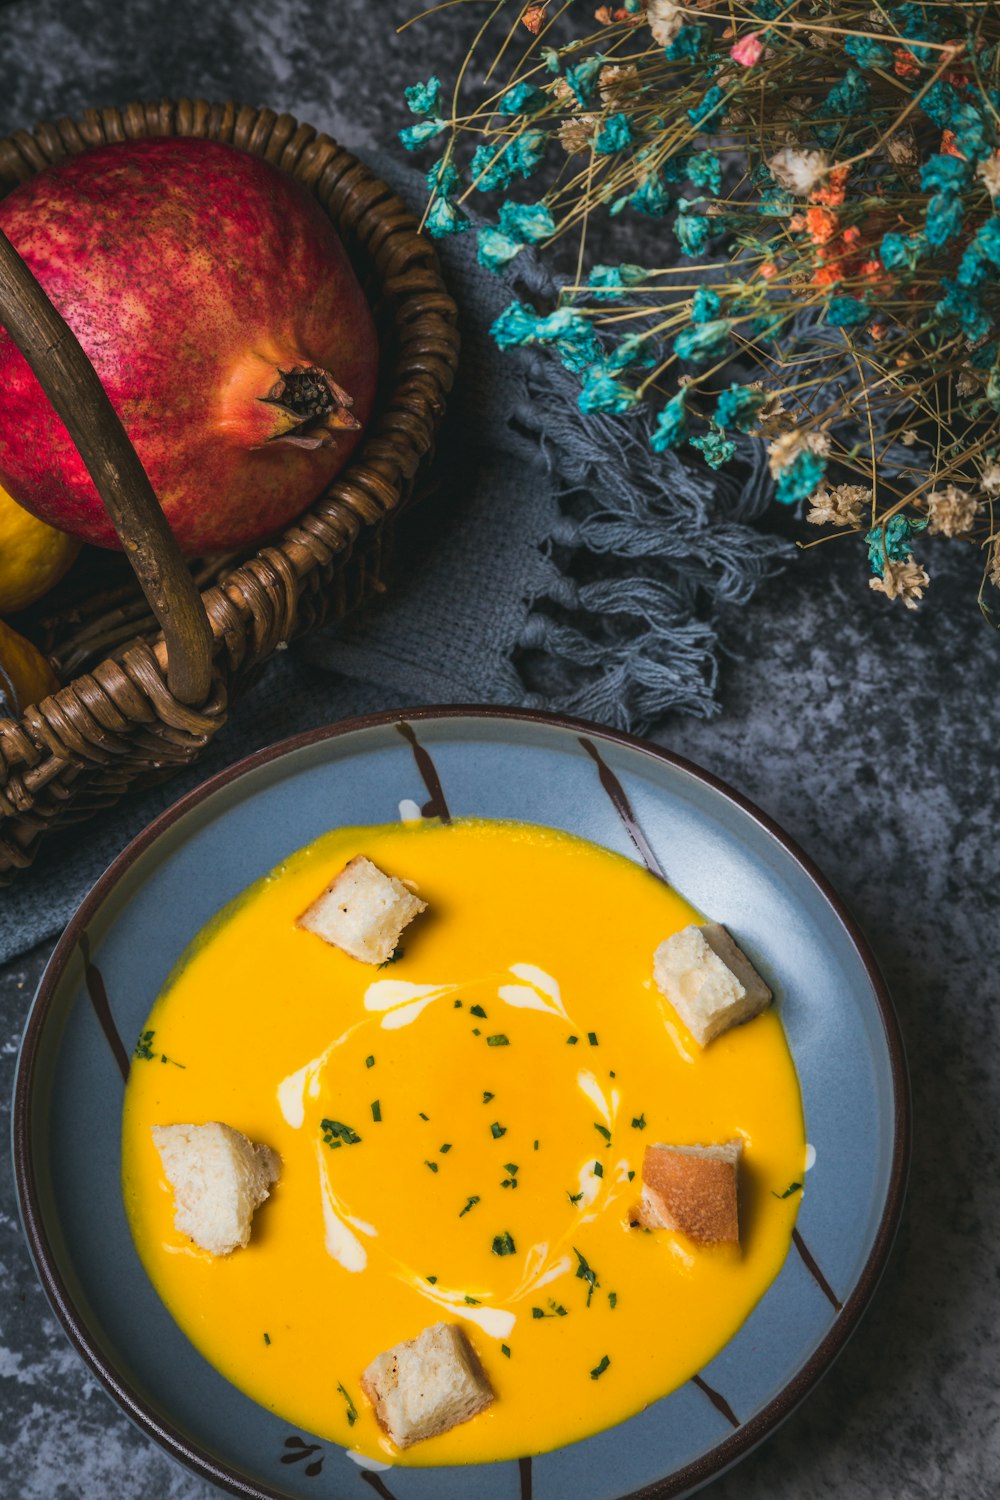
[[501, 1162, 519, 1189], [501, 1343, 511, 1359], [608, 1291, 618, 1310], [419, 1111, 430, 1121], [501, 1177, 518, 1189], [459, 1195, 480, 1217], [631, 1113, 647, 1130], [533, 1139, 539, 1150], [426, 1275, 438, 1284], [133, 1029, 185, 1068], [772, 1181, 803, 1200], [490, 1121, 507, 1139], [454, 999, 463, 1008], [263, 1332, 271, 1345], [531, 1302, 568, 1319], [627, 1169, 636, 1181], [321, 1118, 362, 1148], [337, 1382, 359, 1426], [566, 1035, 579, 1045], [425, 1160, 439, 1173], [377, 947, 404, 969], [609, 1070, 616, 1078], [590, 1355, 611, 1380], [487, 1034, 510, 1047], [370, 1100, 382, 1122], [470, 1004, 487, 1019], [504, 1163, 519, 1175], [464, 1295, 481, 1305], [492, 1231, 517, 1256], [567, 1190, 584, 1205], [482, 1091, 495, 1104], [593, 1160, 604, 1179], [439, 1143, 452, 1154], [588, 1032, 599, 1046], [531, 1306, 544, 1319], [472, 1028, 481, 1036], [574, 1247, 600, 1306], [594, 1123, 612, 1144], [365, 1054, 375, 1069]]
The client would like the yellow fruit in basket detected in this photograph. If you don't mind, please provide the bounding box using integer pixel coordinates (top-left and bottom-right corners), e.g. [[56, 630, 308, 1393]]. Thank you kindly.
[[0, 482, 80, 613], [0, 617, 60, 716]]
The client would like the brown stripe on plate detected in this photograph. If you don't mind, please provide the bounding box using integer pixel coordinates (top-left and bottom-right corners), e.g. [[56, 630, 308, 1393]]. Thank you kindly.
[[519, 1454, 533, 1499], [396, 720, 451, 823], [792, 1228, 843, 1312], [358, 1470, 400, 1500], [578, 737, 668, 882], [78, 930, 130, 1083], [691, 1374, 740, 1429]]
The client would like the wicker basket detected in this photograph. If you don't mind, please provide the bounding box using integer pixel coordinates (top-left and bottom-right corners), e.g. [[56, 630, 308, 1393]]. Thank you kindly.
[[0, 99, 459, 881]]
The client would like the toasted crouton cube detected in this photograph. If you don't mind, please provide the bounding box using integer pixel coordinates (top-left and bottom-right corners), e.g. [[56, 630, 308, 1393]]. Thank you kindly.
[[360, 1322, 494, 1449], [297, 854, 427, 965], [653, 922, 771, 1046], [636, 1140, 742, 1244], [151, 1122, 280, 1256]]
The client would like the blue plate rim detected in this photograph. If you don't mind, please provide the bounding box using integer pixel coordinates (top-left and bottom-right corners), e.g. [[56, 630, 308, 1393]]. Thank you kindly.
[[13, 704, 911, 1500]]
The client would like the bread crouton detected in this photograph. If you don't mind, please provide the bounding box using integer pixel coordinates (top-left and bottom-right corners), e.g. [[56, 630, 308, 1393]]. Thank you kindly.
[[151, 1122, 280, 1256], [653, 922, 771, 1046], [360, 1321, 494, 1449], [297, 854, 427, 965], [635, 1140, 742, 1244]]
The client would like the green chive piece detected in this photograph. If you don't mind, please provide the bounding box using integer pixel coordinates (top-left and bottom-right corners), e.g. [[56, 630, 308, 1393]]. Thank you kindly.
[[419, 1111, 429, 1121], [371, 1100, 382, 1122], [771, 1181, 803, 1199], [464, 1295, 481, 1305], [568, 1190, 584, 1205], [490, 1121, 507, 1139], [492, 1231, 517, 1256], [487, 1034, 510, 1047], [427, 1275, 438, 1284], [365, 1055, 375, 1069], [470, 1004, 487, 1018], [588, 1031, 599, 1046], [501, 1343, 511, 1358], [608, 1291, 618, 1310], [632, 1113, 647, 1130], [504, 1163, 519, 1175], [425, 1160, 439, 1173], [590, 1355, 611, 1380], [593, 1161, 604, 1178], [454, 999, 463, 1008], [482, 1091, 495, 1103], [440, 1143, 452, 1154], [337, 1382, 359, 1425], [627, 1169, 636, 1181], [595, 1123, 611, 1143], [574, 1247, 600, 1305], [321, 1119, 361, 1147], [459, 1195, 480, 1217], [533, 1139, 539, 1150], [263, 1332, 271, 1345], [472, 1028, 481, 1036], [566, 1035, 579, 1045]]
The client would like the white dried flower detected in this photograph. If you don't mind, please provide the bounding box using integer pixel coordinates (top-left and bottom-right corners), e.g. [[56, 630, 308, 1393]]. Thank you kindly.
[[980, 461, 1000, 497], [977, 155, 1000, 200], [767, 428, 830, 479], [926, 484, 981, 538], [557, 114, 597, 153], [647, 0, 684, 45], [807, 484, 871, 527], [886, 128, 918, 167], [956, 368, 984, 397], [599, 64, 641, 108], [988, 538, 1000, 587], [869, 558, 929, 610], [899, 430, 918, 447], [768, 147, 830, 197], [747, 381, 791, 437]]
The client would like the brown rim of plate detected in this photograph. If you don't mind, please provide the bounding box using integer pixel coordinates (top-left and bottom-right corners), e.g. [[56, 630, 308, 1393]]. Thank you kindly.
[[13, 704, 910, 1500]]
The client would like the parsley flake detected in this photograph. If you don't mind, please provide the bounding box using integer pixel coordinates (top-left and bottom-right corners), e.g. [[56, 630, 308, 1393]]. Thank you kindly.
[[487, 1034, 510, 1047], [482, 1091, 495, 1104], [365, 1054, 375, 1069], [337, 1382, 359, 1426], [595, 1123, 611, 1144], [501, 1343, 511, 1358], [377, 947, 404, 969], [772, 1181, 803, 1199], [627, 1169, 636, 1181], [263, 1332, 271, 1345], [321, 1118, 361, 1148], [426, 1275, 438, 1284], [419, 1111, 430, 1121], [593, 1160, 604, 1178], [132, 1029, 185, 1069], [470, 1004, 487, 1018], [459, 1195, 480, 1217], [464, 1295, 481, 1305], [590, 1355, 611, 1380], [425, 1160, 439, 1173], [370, 1100, 381, 1122], [588, 1031, 599, 1046], [490, 1121, 507, 1139], [440, 1143, 452, 1154], [568, 1190, 584, 1205], [631, 1113, 647, 1130], [472, 1028, 481, 1036], [492, 1231, 517, 1256], [573, 1247, 600, 1306], [566, 1035, 579, 1045], [608, 1291, 618, 1310]]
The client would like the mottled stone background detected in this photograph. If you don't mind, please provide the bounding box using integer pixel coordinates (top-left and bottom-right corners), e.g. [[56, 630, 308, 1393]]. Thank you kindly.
[[0, 2, 997, 1497]]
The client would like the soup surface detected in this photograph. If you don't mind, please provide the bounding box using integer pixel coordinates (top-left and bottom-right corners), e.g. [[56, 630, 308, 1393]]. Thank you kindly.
[[121, 817, 806, 1466]]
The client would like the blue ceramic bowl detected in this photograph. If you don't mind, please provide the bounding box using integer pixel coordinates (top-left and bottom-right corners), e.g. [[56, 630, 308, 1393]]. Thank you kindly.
[[14, 708, 908, 1500]]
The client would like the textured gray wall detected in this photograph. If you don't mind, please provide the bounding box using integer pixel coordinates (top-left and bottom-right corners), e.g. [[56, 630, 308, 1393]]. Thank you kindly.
[[0, 2, 997, 1497]]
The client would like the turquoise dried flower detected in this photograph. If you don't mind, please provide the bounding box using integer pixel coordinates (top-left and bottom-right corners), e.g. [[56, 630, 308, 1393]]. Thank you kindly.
[[564, 56, 605, 107], [500, 82, 547, 115], [426, 157, 461, 196], [602, 331, 657, 373], [880, 230, 929, 271], [587, 263, 646, 301], [920, 155, 972, 194], [595, 113, 632, 155], [688, 85, 725, 126], [691, 286, 721, 324], [578, 370, 639, 414], [844, 35, 893, 70], [691, 431, 736, 469], [686, 150, 722, 196], [715, 384, 767, 433], [478, 228, 523, 270], [427, 196, 470, 238], [491, 301, 540, 350], [826, 297, 870, 328], [497, 200, 555, 244], [535, 308, 603, 373], [470, 142, 513, 192], [399, 118, 447, 152], [650, 390, 688, 452], [665, 25, 705, 62], [621, 174, 672, 217], [405, 77, 441, 116], [935, 280, 991, 341], [925, 190, 965, 248], [866, 516, 927, 578], [508, 130, 548, 179], [674, 320, 731, 363], [775, 449, 827, 505], [675, 206, 711, 256]]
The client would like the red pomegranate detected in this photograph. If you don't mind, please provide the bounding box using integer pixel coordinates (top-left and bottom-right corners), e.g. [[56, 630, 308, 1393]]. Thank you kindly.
[[0, 137, 379, 554]]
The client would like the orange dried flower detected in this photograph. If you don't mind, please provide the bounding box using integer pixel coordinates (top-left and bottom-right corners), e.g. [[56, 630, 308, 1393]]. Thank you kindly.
[[893, 48, 920, 79], [940, 129, 966, 160], [806, 206, 839, 244], [760, 261, 779, 280], [870, 323, 888, 341], [521, 3, 548, 33], [810, 165, 850, 207]]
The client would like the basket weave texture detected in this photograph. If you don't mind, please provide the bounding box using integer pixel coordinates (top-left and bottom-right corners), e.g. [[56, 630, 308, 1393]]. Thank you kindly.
[[0, 99, 459, 881]]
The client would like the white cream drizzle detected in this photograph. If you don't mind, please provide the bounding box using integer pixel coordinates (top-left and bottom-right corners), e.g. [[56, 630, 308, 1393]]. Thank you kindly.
[[276, 1025, 360, 1129], [362, 978, 463, 1030], [498, 962, 569, 1020], [318, 1145, 369, 1272], [804, 1142, 816, 1171], [397, 798, 423, 823], [347, 1451, 394, 1471]]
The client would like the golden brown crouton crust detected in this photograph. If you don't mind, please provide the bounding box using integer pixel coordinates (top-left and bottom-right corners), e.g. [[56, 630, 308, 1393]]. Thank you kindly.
[[638, 1143, 741, 1244]]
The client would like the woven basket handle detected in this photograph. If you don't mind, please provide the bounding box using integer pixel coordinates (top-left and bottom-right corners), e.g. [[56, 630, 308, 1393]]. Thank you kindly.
[[0, 228, 213, 706]]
